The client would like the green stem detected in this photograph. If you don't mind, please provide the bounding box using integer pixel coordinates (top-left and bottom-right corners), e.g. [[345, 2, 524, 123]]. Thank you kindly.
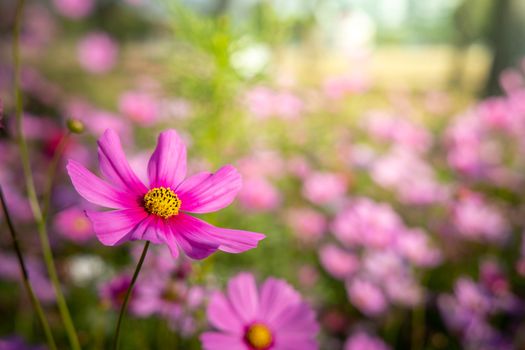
[[113, 241, 150, 350], [42, 132, 70, 221], [12, 1, 81, 349], [411, 305, 425, 350], [0, 186, 57, 350]]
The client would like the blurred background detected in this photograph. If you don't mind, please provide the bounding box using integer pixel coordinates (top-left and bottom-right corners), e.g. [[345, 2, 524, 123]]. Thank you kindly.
[[1, 0, 525, 349]]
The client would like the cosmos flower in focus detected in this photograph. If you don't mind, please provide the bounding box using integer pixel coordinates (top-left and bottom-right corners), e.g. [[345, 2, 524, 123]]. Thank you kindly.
[[201, 272, 319, 350], [66, 129, 265, 259]]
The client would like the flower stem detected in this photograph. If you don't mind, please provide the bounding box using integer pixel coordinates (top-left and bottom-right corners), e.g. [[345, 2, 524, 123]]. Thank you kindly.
[[0, 186, 57, 350], [12, 1, 80, 349], [113, 241, 150, 350], [42, 132, 70, 221]]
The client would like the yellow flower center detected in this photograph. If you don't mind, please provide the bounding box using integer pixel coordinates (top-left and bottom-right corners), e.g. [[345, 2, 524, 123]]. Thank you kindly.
[[143, 187, 181, 219], [245, 323, 273, 350], [73, 217, 90, 232]]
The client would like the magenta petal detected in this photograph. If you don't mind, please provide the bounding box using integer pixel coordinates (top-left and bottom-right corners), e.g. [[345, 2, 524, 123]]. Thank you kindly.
[[86, 208, 149, 246], [274, 337, 318, 350], [67, 160, 138, 209], [129, 215, 164, 244], [259, 278, 302, 325], [166, 216, 219, 260], [270, 302, 319, 333], [177, 165, 242, 213], [147, 129, 187, 188], [97, 129, 148, 194], [200, 332, 245, 350], [227, 273, 259, 323], [207, 291, 244, 334], [169, 214, 264, 257]]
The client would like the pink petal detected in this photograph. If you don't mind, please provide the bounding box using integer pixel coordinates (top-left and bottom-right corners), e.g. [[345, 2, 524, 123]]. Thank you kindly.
[[147, 129, 187, 188], [97, 129, 148, 194], [207, 291, 244, 334], [227, 273, 259, 323], [177, 165, 241, 213], [274, 337, 318, 350], [270, 302, 319, 333], [200, 332, 246, 350], [259, 278, 302, 326], [67, 160, 138, 209], [86, 208, 149, 246], [166, 214, 264, 259], [129, 215, 164, 244], [169, 223, 218, 260]]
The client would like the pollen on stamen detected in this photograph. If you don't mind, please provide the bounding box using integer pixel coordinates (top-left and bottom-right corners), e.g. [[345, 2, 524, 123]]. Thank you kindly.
[[143, 187, 181, 219], [245, 323, 273, 350]]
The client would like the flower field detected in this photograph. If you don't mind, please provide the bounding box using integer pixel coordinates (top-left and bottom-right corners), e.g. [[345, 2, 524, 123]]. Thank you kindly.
[[1, 1, 525, 349]]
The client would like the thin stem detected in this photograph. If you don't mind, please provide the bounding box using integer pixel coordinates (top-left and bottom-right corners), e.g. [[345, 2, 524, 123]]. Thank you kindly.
[[42, 132, 70, 221], [12, 1, 81, 349], [0, 186, 57, 350], [411, 304, 425, 350], [113, 241, 150, 350]]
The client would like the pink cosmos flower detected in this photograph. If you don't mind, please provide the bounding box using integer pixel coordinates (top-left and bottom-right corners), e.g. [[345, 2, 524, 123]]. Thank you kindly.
[[77, 32, 118, 74], [319, 244, 359, 280], [53, 206, 94, 243], [285, 208, 326, 243], [66, 129, 265, 259], [452, 193, 508, 243], [344, 332, 390, 350], [53, 0, 94, 19], [302, 172, 347, 205], [99, 274, 136, 311], [346, 278, 387, 316], [119, 91, 160, 125], [238, 177, 281, 212], [201, 273, 319, 350]]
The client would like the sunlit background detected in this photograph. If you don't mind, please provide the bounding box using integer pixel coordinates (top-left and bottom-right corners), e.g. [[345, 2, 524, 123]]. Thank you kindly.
[[1, 0, 525, 349]]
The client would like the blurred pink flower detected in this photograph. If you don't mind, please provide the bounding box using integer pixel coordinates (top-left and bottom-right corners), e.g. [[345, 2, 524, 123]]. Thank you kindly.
[[298, 265, 319, 288], [53, 206, 94, 243], [346, 278, 387, 316], [119, 91, 160, 125], [238, 177, 281, 212], [478, 97, 513, 131], [332, 198, 401, 248], [384, 276, 422, 307], [285, 208, 326, 243], [323, 73, 370, 100], [22, 4, 57, 51], [452, 193, 509, 243], [274, 91, 303, 119], [133, 275, 204, 332], [67, 129, 264, 259], [77, 32, 118, 74], [319, 244, 359, 280], [237, 152, 286, 179], [371, 147, 449, 205], [344, 332, 390, 350], [244, 87, 274, 119], [100, 273, 141, 313], [499, 68, 524, 94], [53, 0, 95, 19], [0, 254, 55, 304], [363, 112, 432, 153], [302, 172, 347, 205], [201, 272, 319, 350], [244, 86, 303, 120], [395, 229, 441, 267]]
